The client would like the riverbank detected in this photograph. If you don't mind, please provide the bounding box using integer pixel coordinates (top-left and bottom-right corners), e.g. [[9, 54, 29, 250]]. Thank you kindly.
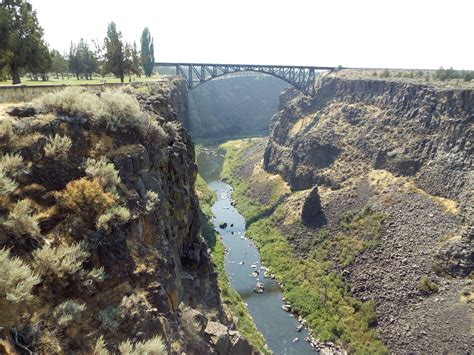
[[195, 174, 269, 353], [218, 138, 387, 354]]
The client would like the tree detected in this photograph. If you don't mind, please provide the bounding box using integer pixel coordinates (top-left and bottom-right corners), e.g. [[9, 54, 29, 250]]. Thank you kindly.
[[103, 22, 125, 82], [0, 0, 50, 84], [140, 27, 155, 77], [50, 49, 68, 79], [77, 39, 97, 80], [130, 42, 142, 78], [68, 42, 80, 79], [68, 40, 98, 80]]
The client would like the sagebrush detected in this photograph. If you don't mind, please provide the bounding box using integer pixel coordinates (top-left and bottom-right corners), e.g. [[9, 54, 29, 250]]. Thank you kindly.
[[2, 199, 40, 237], [0, 248, 41, 303]]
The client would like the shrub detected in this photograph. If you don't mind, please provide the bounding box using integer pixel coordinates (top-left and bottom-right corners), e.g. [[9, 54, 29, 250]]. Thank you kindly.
[[93, 336, 109, 355], [0, 153, 25, 177], [118, 335, 167, 355], [96, 206, 131, 232], [32, 241, 89, 278], [416, 276, 438, 295], [36, 87, 101, 117], [98, 306, 121, 331], [85, 156, 121, 192], [99, 91, 142, 129], [53, 299, 86, 327], [87, 267, 105, 282], [119, 291, 152, 320], [44, 134, 72, 159], [380, 69, 390, 78], [0, 248, 41, 303], [0, 119, 13, 142], [55, 178, 115, 222], [145, 190, 159, 213], [0, 169, 18, 195], [164, 121, 180, 141], [2, 199, 40, 237], [138, 116, 169, 146]]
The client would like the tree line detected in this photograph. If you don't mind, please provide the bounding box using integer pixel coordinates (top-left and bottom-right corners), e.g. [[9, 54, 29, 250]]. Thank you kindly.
[[0, 0, 155, 84]]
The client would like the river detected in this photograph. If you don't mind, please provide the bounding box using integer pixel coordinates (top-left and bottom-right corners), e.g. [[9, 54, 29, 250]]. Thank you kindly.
[[198, 149, 316, 354]]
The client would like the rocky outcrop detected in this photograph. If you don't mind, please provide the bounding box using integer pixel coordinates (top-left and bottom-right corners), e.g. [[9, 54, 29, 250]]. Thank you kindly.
[[301, 185, 325, 227], [0, 79, 253, 354], [264, 77, 473, 222]]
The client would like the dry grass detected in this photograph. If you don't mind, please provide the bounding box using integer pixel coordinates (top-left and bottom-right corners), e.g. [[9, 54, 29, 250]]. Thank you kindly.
[[289, 114, 314, 136], [55, 178, 115, 222], [368, 169, 458, 214]]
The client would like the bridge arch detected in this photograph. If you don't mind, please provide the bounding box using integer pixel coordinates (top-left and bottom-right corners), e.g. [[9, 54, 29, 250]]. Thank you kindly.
[[154, 63, 337, 96]]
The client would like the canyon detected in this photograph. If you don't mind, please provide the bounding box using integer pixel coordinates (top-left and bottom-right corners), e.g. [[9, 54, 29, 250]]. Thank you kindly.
[[0, 70, 472, 354]]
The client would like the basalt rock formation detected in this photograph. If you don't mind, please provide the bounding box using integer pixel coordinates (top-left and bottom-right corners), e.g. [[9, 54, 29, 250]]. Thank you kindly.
[[265, 77, 473, 222], [263, 75, 473, 352], [0, 79, 252, 354]]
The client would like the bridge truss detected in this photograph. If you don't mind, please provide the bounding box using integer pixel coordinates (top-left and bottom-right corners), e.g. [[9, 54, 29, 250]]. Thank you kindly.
[[154, 62, 337, 96]]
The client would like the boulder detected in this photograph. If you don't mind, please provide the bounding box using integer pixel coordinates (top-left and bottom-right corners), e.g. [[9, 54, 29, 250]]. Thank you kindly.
[[219, 222, 228, 229], [205, 321, 231, 355], [229, 332, 253, 355]]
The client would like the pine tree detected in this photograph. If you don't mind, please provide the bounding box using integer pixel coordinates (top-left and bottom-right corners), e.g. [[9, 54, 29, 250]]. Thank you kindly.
[[0, 0, 50, 84], [50, 49, 68, 80], [103, 22, 125, 82], [140, 27, 155, 77]]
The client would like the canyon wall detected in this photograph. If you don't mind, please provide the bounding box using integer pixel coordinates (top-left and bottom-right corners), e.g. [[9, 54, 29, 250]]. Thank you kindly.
[[0, 79, 252, 354], [261, 76, 473, 352]]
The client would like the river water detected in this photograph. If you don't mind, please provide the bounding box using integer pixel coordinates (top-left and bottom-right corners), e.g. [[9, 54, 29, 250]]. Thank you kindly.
[[198, 149, 316, 354]]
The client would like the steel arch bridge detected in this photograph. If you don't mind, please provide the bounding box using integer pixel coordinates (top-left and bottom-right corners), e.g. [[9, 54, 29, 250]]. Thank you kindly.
[[154, 62, 338, 96]]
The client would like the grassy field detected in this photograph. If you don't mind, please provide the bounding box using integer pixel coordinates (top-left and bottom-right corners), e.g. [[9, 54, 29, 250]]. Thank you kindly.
[[218, 138, 388, 354], [0, 75, 159, 86], [195, 174, 270, 354]]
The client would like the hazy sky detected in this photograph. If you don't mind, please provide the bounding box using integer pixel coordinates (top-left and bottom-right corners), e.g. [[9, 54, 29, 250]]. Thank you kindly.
[[30, 0, 474, 70]]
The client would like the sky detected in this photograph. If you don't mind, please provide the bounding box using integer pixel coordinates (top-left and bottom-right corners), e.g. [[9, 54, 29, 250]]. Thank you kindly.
[[30, 0, 474, 70]]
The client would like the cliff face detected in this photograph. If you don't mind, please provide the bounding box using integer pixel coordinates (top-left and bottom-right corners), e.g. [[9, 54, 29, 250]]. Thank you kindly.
[[265, 77, 473, 222], [0, 79, 251, 354], [263, 76, 473, 352]]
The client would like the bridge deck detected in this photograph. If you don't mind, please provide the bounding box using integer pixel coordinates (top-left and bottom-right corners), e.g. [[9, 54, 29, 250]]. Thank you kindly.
[[155, 62, 339, 95]]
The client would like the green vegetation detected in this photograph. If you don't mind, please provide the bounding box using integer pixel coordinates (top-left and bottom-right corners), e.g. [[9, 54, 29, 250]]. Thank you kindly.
[[32, 241, 89, 278], [416, 276, 439, 295], [100, 22, 142, 83], [195, 174, 269, 354], [337, 207, 386, 266], [118, 335, 167, 355], [140, 28, 155, 77], [219, 139, 388, 354], [0, 247, 41, 303], [85, 156, 121, 192], [43, 134, 72, 159], [2, 199, 40, 237], [0, 0, 50, 84], [35, 87, 170, 144], [0, 1, 155, 84], [434, 67, 474, 82], [53, 299, 86, 327]]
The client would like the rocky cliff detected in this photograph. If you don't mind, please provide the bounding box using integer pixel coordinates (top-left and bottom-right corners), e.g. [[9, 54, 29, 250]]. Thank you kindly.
[[263, 75, 473, 352], [0, 79, 252, 354]]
